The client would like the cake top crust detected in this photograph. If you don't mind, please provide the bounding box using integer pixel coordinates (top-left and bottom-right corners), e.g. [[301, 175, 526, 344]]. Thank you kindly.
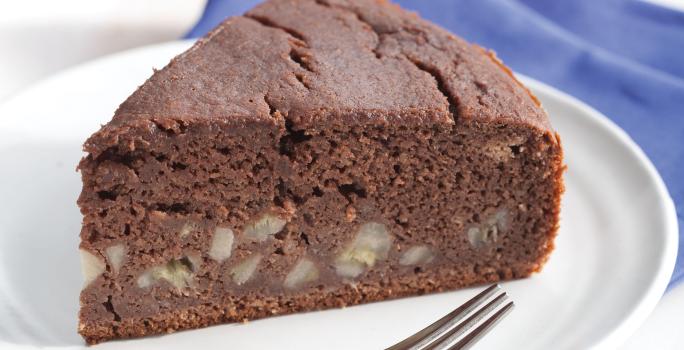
[[100, 0, 552, 147]]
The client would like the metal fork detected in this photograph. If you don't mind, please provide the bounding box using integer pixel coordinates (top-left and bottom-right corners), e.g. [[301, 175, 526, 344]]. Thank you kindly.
[[386, 284, 514, 350]]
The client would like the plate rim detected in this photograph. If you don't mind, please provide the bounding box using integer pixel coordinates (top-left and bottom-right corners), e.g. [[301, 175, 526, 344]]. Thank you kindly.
[[518, 75, 679, 349], [0, 40, 678, 349]]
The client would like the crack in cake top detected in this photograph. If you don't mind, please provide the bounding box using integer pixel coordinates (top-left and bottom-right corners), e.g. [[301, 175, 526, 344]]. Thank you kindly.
[[108, 0, 551, 132]]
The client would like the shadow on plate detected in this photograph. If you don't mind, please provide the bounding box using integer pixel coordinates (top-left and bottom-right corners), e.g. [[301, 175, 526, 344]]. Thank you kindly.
[[0, 143, 85, 346]]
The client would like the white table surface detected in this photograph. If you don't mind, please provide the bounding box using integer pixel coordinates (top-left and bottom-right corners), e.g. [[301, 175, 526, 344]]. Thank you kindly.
[[0, 0, 681, 349]]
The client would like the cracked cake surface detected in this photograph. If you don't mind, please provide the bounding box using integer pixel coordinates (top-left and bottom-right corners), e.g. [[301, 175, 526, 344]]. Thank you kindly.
[[77, 0, 564, 344]]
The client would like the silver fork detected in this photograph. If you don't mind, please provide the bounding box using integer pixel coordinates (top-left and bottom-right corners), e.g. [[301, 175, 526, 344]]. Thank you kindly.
[[386, 284, 514, 350]]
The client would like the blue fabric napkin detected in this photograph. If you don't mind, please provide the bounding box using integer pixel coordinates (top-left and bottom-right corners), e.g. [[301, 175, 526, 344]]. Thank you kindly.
[[187, 0, 684, 287]]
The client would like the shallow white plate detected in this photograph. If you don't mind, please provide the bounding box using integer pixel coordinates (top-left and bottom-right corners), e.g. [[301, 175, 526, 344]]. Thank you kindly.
[[0, 41, 677, 350]]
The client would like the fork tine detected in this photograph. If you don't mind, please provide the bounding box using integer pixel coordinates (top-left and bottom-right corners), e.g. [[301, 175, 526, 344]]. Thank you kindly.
[[386, 284, 500, 350], [446, 301, 515, 350], [424, 293, 509, 350]]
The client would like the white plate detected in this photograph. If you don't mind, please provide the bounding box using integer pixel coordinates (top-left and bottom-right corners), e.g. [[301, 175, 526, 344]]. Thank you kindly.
[[0, 41, 677, 350]]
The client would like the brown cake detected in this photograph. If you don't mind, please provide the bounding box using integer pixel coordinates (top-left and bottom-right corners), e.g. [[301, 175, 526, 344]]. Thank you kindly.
[[77, 0, 564, 344]]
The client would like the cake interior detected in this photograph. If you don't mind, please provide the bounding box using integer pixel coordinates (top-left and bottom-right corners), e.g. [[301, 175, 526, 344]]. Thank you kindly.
[[77, 113, 562, 342]]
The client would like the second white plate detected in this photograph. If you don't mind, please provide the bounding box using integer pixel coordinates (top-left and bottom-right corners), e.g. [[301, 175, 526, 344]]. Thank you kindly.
[[0, 41, 678, 350]]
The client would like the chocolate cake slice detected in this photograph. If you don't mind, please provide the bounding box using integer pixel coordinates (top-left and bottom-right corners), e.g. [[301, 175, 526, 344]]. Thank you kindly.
[[77, 0, 564, 344]]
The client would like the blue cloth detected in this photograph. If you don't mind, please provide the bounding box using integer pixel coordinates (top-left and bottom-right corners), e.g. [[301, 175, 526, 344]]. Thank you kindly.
[[187, 0, 684, 287]]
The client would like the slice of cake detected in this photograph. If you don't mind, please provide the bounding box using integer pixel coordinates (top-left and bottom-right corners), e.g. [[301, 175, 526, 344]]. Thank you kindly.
[[77, 0, 564, 344]]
